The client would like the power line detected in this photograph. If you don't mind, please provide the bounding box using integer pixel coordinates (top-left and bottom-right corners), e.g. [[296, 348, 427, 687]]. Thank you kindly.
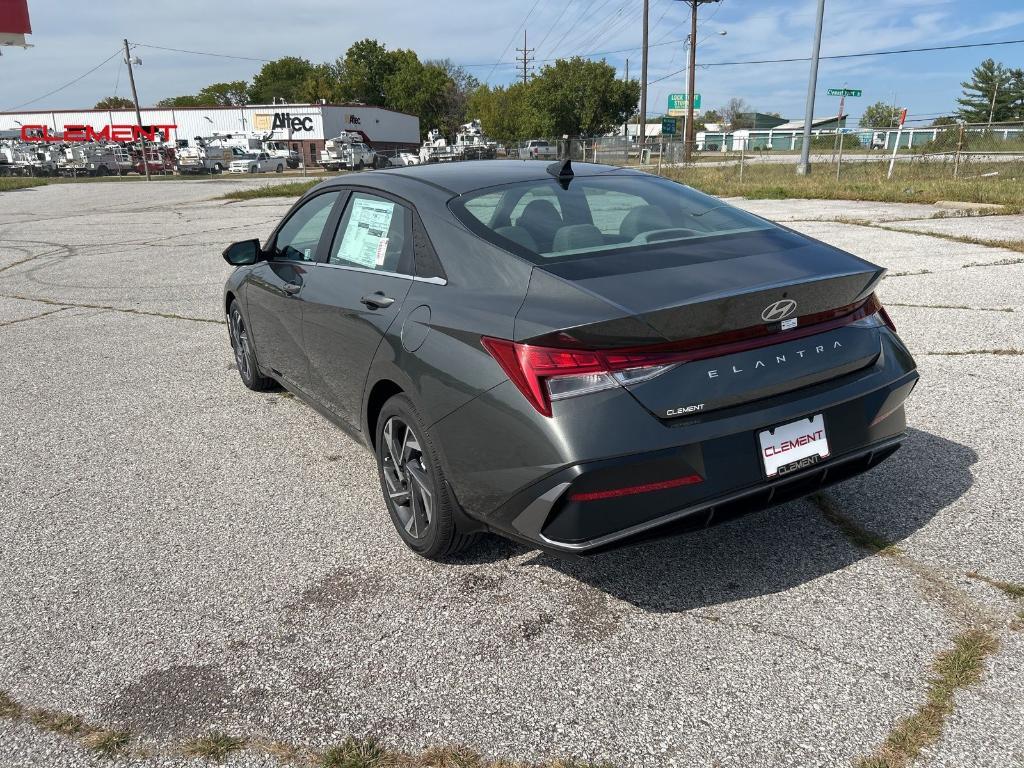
[[485, 0, 544, 84], [533, 0, 576, 59], [3, 47, 124, 112], [135, 43, 273, 63], [544, 0, 613, 59], [649, 37, 1024, 85], [515, 30, 536, 84]]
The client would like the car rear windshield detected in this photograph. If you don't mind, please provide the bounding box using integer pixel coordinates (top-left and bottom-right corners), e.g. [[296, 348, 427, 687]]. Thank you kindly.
[[449, 173, 774, 264]]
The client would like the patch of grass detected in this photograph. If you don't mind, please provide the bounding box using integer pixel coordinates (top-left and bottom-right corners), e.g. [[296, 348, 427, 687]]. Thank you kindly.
[[416, 745, 485, 767], [923, 349, 1024, 356], [184, 731, 246, 759], [1012, 610, 1024, 632], [811, 493, 901, 556], [886, 302, 1015, 313], [967, 571, 1024, 599], [0, 690, 23, 719], [81, 728, 131, 756], [29, 709, 87, 736], [220, 180, 320, 200], [0, 176, 50, 192], [857, 629, 999, 768], [321, 736, 390, 768], [664, 162, 1024, 210]]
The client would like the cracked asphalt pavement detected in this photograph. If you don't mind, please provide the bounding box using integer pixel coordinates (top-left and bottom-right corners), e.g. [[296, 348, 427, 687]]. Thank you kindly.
[[1, 181, 1022, 767]]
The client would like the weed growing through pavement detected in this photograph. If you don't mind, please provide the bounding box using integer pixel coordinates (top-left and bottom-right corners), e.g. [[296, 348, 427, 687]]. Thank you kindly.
[[184, 731, 246, 759], [856, 629, 999, 768]]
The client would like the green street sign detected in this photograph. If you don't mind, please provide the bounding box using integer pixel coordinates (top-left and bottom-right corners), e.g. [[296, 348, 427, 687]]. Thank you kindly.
[[661, 117, 677, 136], [827, 88, 862, 97], [668, 93, 701, 111]]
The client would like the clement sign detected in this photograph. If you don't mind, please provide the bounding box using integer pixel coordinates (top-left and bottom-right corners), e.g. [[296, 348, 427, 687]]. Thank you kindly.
[[20, 124, 176, 142]]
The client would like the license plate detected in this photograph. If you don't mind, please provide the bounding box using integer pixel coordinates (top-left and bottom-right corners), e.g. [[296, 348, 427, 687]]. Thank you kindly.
[[758, 414, 830, 478]]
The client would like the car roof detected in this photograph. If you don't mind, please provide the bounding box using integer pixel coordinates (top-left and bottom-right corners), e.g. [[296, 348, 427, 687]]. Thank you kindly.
[[324, 160, 644, 196]]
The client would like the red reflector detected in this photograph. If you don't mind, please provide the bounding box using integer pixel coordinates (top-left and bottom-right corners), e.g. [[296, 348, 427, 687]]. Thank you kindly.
[[568, 474, 703, 502]]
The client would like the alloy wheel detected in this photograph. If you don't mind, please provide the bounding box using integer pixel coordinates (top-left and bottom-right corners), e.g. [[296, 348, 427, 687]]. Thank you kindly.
[[229, 309, 252, 380], [380, 417, 433, 539]]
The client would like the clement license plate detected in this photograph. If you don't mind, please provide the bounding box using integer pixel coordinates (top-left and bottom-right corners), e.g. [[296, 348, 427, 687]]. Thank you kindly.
[[758, 414, 830, 477]]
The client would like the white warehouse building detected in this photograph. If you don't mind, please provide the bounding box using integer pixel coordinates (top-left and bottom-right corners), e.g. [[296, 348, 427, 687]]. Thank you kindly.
[[0, 103, 421, 167]]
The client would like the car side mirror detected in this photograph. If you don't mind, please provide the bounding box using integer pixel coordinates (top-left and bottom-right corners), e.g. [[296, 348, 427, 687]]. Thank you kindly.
[[222, 239, 261, 266]]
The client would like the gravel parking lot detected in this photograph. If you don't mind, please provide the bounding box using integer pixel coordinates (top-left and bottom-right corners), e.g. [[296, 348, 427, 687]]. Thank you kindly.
[[1, 179, 1022, 768]]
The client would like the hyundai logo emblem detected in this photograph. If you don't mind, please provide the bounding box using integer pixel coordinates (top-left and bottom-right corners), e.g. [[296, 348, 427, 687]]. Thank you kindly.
[[762, 299, 798, 322]]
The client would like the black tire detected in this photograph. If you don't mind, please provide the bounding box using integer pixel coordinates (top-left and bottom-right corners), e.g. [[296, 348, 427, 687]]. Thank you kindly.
[[355, 160, 364, 171], [276, 164, 284, 173], [213, 163, 223, 174], [375, 394, 476, 559], [228, 301, 275, 391]]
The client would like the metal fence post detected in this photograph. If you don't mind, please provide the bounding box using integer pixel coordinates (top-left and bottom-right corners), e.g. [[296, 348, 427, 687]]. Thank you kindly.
[[953, 123, 965, 179], [836, 133, 843, 182], [739, 139, 745, 182]]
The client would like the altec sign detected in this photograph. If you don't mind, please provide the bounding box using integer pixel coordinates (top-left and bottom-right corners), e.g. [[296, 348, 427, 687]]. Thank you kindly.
[[20, 124, 176, 143]]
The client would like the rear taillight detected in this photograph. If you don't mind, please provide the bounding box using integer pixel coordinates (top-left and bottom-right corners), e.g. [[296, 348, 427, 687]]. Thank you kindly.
[[481, 337, 680, 417], [483, 293, 893, 417]]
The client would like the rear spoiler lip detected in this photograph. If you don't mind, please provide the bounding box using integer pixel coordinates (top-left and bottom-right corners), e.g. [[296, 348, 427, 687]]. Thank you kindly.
[[524, 294, 886, 360]]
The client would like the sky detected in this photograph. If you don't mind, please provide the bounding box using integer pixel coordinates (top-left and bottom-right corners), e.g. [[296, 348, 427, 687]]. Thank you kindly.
[[1, 0, 1023, 127]]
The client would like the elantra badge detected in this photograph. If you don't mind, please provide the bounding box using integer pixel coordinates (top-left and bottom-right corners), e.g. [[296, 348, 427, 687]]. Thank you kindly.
[[762, 299, 798, 322]]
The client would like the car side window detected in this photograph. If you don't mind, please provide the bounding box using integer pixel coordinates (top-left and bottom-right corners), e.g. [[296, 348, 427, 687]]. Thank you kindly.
[[329, 192, 410, 274], [272, 191, 340, 262]]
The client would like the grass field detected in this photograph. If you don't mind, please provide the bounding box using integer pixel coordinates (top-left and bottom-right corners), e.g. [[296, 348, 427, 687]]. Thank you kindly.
[[0, 177, 50, 192], [664, 160, 1024, 210], [220, 180, 322, 200]]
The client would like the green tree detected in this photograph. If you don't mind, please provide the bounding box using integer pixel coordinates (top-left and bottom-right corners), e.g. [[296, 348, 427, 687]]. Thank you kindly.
[[385, 55, 450, 138], [155, 94, 207, 108], [956, 59, 1014, 124], [427, 58, 481, 138], [248, 56, 315, 104], [860, 101, 904, 128], [336, 39, 397, 105], [298, 63, 344, 103], [931, 116, 957, 127], [94, 96, 134, 109], [530, 57, 639, 138], [197, 81, 249, 106], [468, 82, 547, 145]]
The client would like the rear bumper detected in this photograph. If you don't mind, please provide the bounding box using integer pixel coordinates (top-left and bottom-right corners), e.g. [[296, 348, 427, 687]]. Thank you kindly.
[[433, 329, 918, 553]]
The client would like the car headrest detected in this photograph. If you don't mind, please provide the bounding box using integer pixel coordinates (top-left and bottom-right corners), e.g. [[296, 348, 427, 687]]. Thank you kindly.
[[494, 225, 538, 252], [552, 224, 605, 254], [619, 205, 672, 240], [517, 199, 562, 229]]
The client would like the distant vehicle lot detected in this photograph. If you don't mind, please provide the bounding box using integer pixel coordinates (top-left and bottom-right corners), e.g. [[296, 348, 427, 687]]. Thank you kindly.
[[0, 180, 1021, 767]]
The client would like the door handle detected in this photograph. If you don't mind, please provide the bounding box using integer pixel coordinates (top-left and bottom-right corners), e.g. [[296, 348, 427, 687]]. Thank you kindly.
[[282, 282, 301, 295], [360, 292, 395, 309]]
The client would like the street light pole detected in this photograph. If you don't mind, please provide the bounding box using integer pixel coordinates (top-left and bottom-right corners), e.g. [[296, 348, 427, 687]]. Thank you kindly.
[[123, 38, 151, 182], [796, 0, 826, 176]]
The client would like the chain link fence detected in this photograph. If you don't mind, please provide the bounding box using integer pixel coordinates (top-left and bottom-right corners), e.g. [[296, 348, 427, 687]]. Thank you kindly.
[[572, 123, 1024, 185]]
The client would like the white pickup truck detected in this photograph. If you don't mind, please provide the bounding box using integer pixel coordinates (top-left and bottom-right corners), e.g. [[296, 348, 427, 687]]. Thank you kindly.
[[517, 139, 558, 160], [228, 152, 285, 174]]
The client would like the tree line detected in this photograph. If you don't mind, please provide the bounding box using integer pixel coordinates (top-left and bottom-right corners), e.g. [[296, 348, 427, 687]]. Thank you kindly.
[[93, 40, 639, 143]]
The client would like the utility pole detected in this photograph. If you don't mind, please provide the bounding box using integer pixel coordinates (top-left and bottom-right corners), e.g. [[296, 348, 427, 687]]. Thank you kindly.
[[679, 0, 721, 164], [515, 30, 534, 86], [796, 0, 826, 176], [988, 77, 1001, 127], [123, 38, 151, 182], [623, 58, 630, 139], [639, 0, 649, 149]]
